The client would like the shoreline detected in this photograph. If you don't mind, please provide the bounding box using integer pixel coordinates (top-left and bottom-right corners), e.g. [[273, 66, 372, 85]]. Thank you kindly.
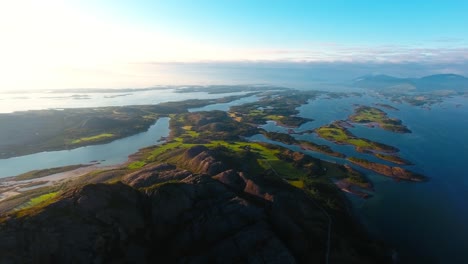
[[0, 142, 156, 203]]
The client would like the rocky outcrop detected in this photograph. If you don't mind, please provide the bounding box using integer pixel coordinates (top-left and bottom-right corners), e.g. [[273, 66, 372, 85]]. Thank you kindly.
[[0, 146, 390, 263], [123, 163, 192, 188], [181, 145, 227, 175], [348, 157, 427, 182]]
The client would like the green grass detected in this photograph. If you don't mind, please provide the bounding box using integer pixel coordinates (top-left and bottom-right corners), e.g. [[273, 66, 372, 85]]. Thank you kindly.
[[350, 107, 384, 123], [348, 139, 372, 148], [71, 133, 114, 144], [16, 192, 59, 211], [316, 123, 396, 153], [145, 141, 192, 161], [260, 160, 307, 179], [316, 127, 348, 141], [127, 161, 146, 170], [181, 126, 200, 137], [185, 130, 200, 137], [143, 138, 294, 178], [288, 180, 305, 188], [265, 114, 283, 120], [349, 106, 410, 133], [206, 141, 279, 160]]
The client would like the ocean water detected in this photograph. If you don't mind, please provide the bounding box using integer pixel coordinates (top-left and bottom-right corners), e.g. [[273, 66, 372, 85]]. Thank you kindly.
[[261, 94, 468, 263], [0, 89, 249, 113]]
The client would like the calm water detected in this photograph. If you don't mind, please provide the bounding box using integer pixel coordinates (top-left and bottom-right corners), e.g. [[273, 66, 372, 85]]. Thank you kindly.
[[0, 89, 248, 113], [259, 94, 468, 263], [0, 117, 170, 177], [188, 94, 259, 112]]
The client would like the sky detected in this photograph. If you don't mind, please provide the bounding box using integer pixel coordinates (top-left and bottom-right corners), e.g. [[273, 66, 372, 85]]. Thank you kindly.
[[0, 0, 467, 90]]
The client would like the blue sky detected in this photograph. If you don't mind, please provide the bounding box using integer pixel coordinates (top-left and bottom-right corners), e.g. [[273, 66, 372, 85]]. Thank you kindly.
[[85, 0, 468, 49], [0, 0, 467, 90]]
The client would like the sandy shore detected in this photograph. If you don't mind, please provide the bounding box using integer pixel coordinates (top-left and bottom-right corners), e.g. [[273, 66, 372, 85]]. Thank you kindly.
[[0, 164, 120, 202]]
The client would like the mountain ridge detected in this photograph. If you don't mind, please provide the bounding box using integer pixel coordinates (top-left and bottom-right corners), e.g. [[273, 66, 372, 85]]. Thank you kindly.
[[353, 73, 468, 92]]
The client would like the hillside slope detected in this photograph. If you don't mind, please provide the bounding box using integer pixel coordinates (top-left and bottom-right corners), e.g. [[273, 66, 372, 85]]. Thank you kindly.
[[0, 145, 390, 263]]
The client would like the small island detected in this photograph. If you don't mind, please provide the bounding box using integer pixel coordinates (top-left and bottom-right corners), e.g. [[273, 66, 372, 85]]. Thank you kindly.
[[374, 153, 413, 165], [315, 121, 399, 153], [229, 91, 319, 127], [347, 157, 427, 182], [348, 105, 411, 133]]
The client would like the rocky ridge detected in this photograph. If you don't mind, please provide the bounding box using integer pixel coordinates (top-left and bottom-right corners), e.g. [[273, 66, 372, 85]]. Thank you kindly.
[[0, 146, 389, 264]]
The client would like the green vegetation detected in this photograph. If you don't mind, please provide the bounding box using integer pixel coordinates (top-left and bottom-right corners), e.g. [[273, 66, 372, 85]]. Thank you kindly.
[[170, 110, 258, 144], [0, 93, 257, 159], [71, 133, 115, 144], [348, 105, 411, 133], [288, 179, 305, 188], [342, 165, 372, 189], [229, 91, 318, 127], [126, 110, 371, 209], [261, 131, 346, 158], [315, 121, 398, 153], [127, 161, 147, 170], [16, 192, 58, 211]]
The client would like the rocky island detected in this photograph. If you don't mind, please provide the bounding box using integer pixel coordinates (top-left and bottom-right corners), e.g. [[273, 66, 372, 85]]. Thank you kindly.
[[348, 157, 427, 182], [315, 121, 399, 153], [348, 105, 411, 133]]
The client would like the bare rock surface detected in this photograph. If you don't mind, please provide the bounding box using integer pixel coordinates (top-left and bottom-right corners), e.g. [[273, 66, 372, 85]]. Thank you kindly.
[[0, 146, 389, 263]]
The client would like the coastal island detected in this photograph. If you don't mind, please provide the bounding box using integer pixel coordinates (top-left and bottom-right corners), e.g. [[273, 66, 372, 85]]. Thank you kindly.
[[229, 90, 319, 127], [315, 121, 399, 153], [348, 105, 411, 133], [348, 157, 426, 182], [374, 153, 413, 165]]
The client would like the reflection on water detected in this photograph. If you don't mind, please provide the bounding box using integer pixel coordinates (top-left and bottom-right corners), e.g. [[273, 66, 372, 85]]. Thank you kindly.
[[0, 89, 249, 113]]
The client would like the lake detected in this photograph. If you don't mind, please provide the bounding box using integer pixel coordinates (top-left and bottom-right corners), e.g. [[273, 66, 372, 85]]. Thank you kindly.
[[0, 117, 170, 178]]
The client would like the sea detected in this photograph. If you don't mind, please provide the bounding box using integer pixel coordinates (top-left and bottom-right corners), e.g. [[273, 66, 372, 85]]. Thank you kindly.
[[0, 64, 467, 263]]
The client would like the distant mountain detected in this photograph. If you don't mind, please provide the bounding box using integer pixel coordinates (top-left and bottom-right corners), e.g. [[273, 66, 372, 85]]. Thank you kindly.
[[353, 73, 468, 92]]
